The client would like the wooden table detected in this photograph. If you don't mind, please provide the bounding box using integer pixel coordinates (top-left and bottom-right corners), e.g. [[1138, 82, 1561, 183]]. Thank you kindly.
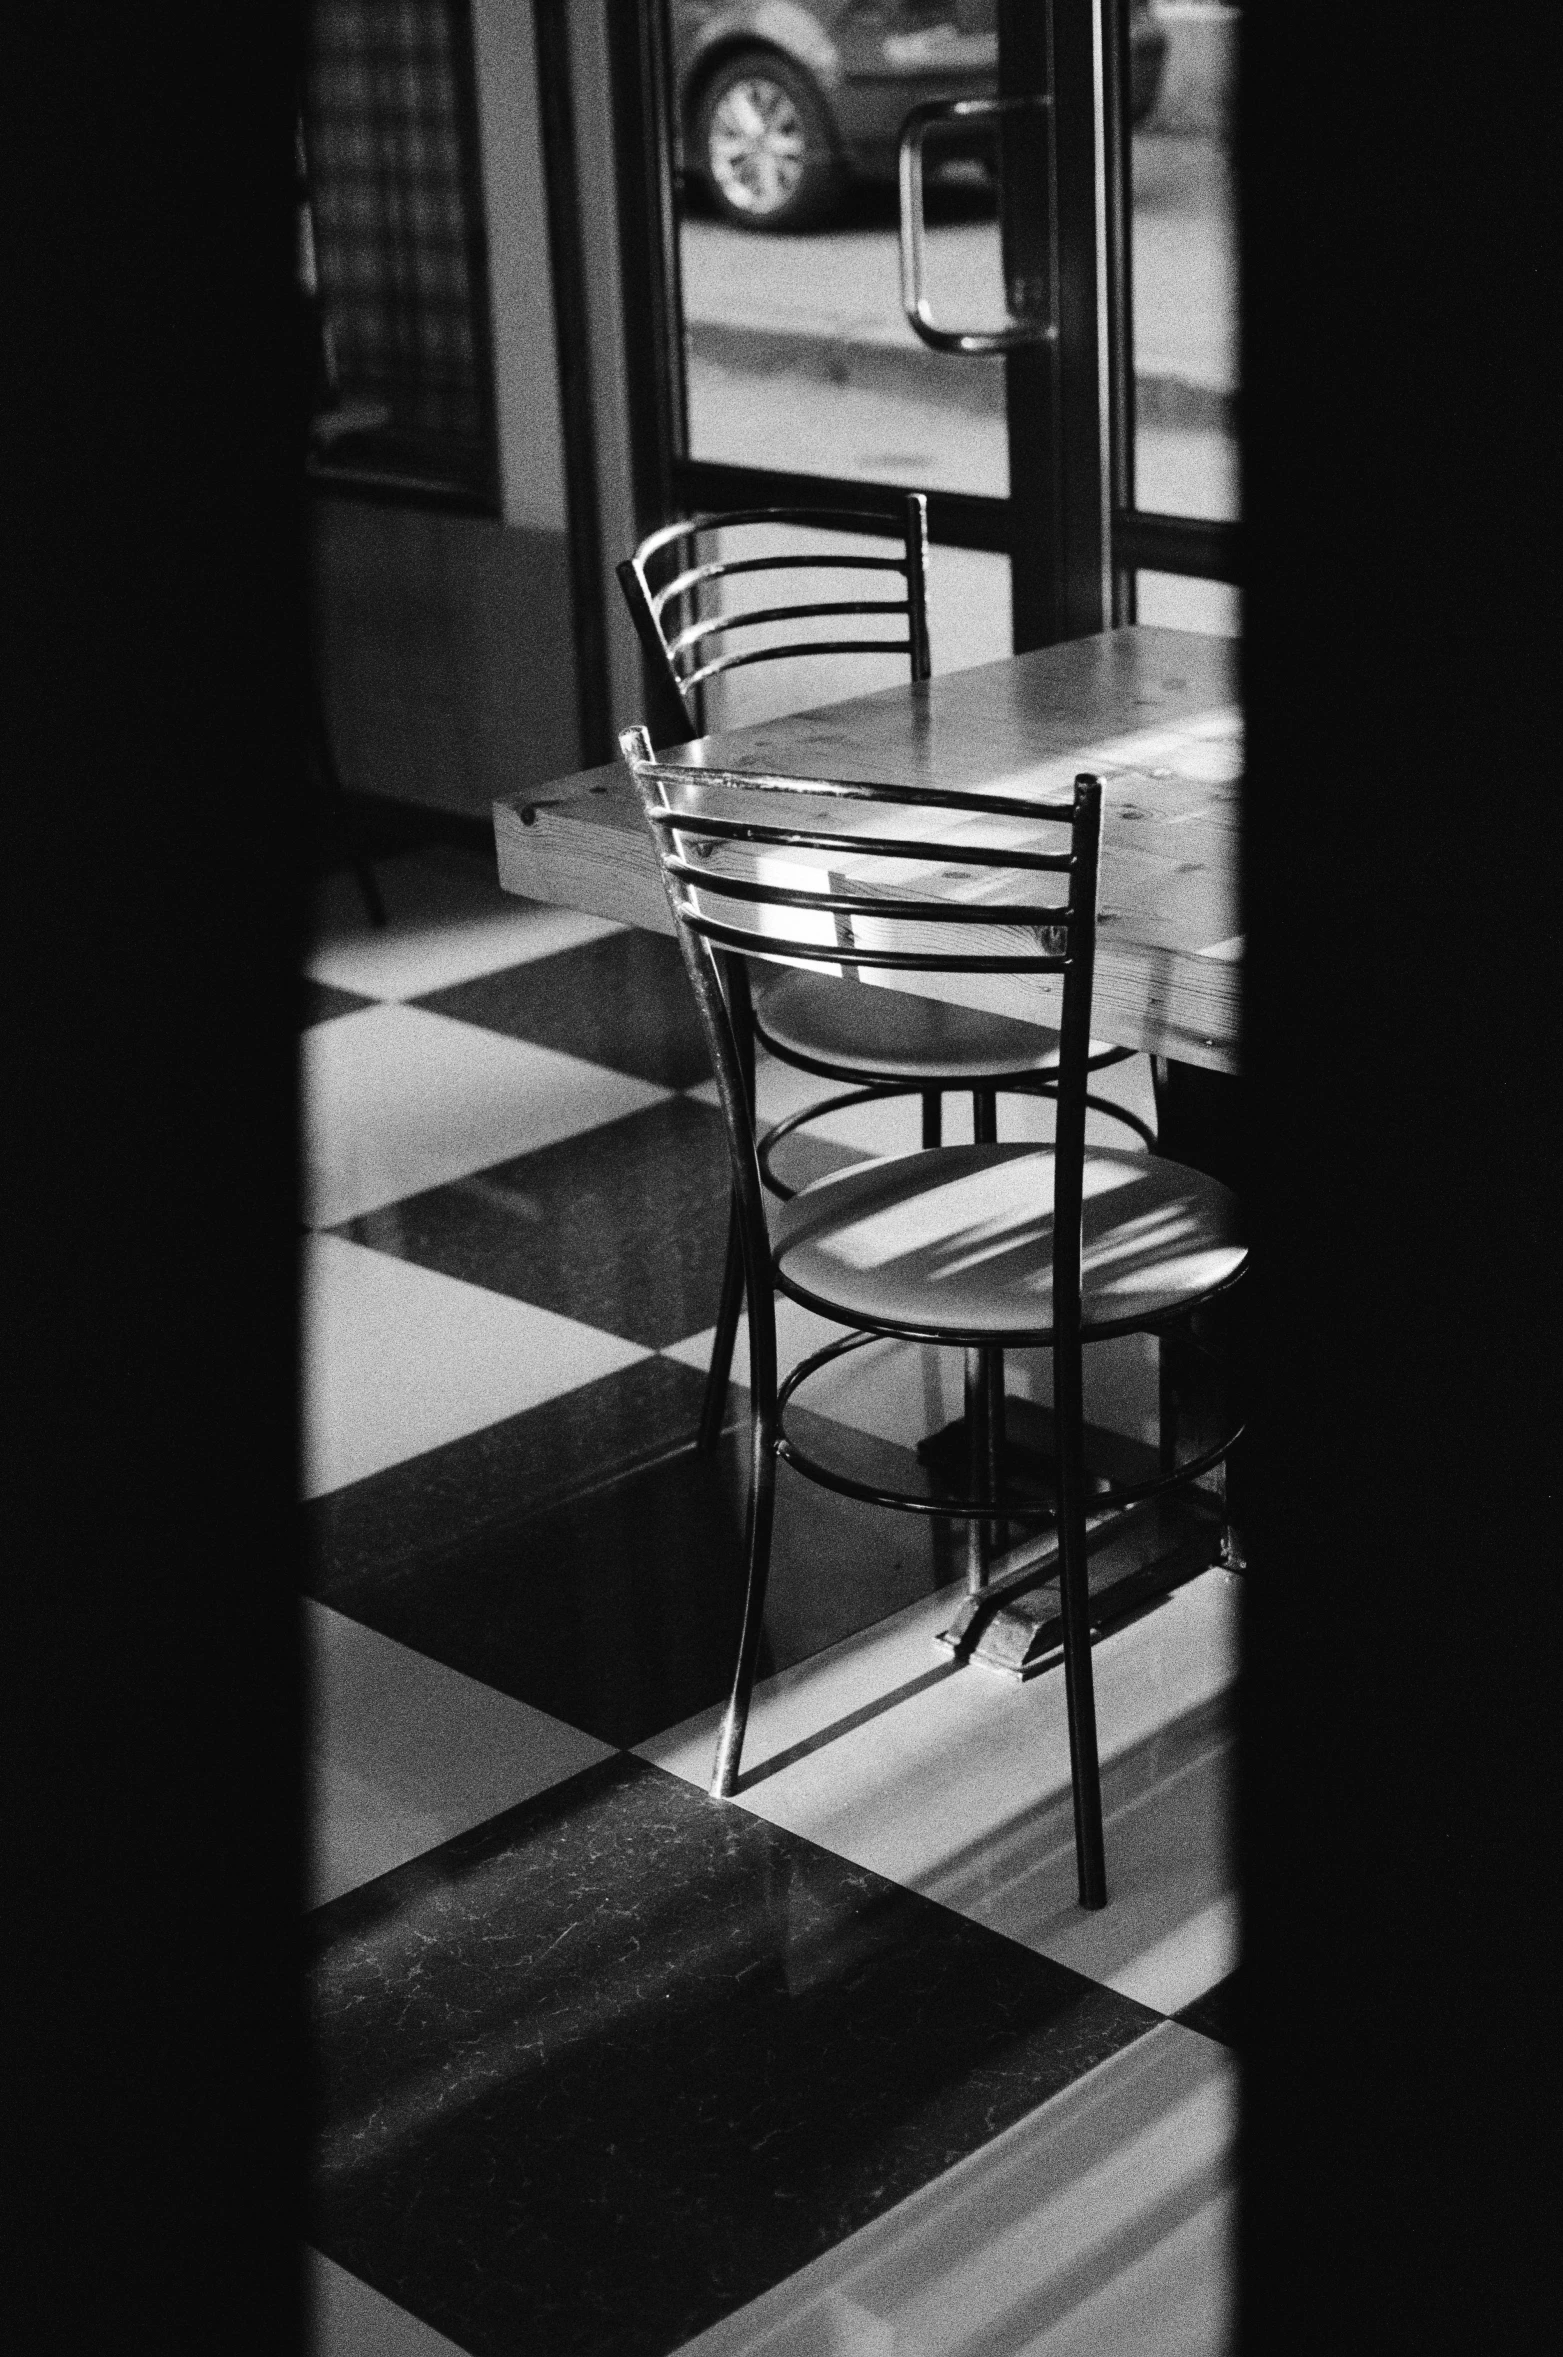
[[493, 624, 1243, 1673], [494, 626, 1241, 1077]]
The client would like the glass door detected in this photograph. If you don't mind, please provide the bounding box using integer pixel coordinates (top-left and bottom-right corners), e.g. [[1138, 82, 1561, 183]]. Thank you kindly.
[[1109, 1, 1240, 632], [607, 1, 1238, 720]]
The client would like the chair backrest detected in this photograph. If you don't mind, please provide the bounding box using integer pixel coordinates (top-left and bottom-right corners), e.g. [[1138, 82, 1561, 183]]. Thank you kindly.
[[616, 496, 932, 746], [619, 725, 1104, 1335]]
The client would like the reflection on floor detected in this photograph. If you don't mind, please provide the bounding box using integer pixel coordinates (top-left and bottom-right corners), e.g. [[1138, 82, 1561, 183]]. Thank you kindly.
[[303, 845, 1241, 2357]]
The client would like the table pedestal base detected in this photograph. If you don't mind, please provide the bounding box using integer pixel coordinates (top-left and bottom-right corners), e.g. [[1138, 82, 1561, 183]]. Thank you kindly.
[[935, 1493, 1227, 1677]]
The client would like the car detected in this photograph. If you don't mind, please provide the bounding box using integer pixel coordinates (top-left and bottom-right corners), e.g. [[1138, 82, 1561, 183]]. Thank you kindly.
[[672, 1, 1169, 232]]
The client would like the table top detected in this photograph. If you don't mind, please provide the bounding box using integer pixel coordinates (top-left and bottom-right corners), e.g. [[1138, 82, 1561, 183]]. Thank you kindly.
[[493, 626, 1241, 1074]]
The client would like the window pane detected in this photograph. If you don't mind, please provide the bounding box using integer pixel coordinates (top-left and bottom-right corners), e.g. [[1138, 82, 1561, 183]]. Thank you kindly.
[[304, 0, 495, 501], [1130, 5, 1238, 523], [698, 526, 1011, 737], [1135, 570, 1240, 635], [673, 30, 1010, 499]]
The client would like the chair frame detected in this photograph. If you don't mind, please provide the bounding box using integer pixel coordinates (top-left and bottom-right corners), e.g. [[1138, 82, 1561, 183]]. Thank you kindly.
[[616, 497, 934, 733], [622, 729, 1246, 1910], [617, 499, 1144, 1457]]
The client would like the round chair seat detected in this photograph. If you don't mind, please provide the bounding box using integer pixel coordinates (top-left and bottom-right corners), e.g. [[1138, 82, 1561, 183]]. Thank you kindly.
[[753, 970, 1126, 1082], [773, 1144, 1245, 1342]]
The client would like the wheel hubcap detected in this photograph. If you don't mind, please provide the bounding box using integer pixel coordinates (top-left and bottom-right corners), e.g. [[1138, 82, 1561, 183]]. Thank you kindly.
[[708, 79, 807, 215]]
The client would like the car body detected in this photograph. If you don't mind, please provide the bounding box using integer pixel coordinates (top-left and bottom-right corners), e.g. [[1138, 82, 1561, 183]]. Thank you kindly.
[[672, 1, 1168, 230]]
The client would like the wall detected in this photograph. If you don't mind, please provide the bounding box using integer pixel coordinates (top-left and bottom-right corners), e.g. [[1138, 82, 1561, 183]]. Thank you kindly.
[[311, 0, 584, 815], [312, 502, 579, 814]]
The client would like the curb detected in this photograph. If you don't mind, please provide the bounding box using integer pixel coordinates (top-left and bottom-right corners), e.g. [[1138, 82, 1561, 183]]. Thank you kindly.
[[687, 317, 1235, 436]]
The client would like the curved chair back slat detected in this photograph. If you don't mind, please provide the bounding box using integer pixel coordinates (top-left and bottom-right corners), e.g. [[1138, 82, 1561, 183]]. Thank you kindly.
[[667, 599, 912, 665], [618, 727, 1104, 1351], [617, 495, 933, 744], [652, 552, 906, 618]]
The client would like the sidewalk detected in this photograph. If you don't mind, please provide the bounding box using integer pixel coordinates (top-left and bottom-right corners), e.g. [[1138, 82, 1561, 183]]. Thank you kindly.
[[679, 133, 1236, 436]]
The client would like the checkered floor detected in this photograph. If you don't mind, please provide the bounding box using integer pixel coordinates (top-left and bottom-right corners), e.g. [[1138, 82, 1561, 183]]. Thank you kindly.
[[303, 841, 1241, 2357]]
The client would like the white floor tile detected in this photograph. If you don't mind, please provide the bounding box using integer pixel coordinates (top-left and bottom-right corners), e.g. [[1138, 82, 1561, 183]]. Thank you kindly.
[[307, 2249, 471, 2357], [308, 849, 623, 1000], [1017, 2181, 1234, 2356], [301, 1003, 666, 1227], [672, 2022, 1236, 2357], [639, 1569, 1240, 2015], [302, 1234, 646, 1498], [305, 1602, 613, 1907]]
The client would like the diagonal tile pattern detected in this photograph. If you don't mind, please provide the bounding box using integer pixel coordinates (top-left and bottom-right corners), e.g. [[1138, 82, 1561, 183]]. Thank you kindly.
[[302, 1003, 666, 1227], [310, 1756, 1158, 2357], [307, 847, 624, 1000], [301, 1232, 646, 1498], [335, 1094, 738, 1347], [413, 926, 715, 1089], [302, 850, 1241, 2357], [305, 1602, 614, 1907]]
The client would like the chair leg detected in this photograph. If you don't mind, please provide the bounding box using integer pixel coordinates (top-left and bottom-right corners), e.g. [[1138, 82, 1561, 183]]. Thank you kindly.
[[697, 1192, 745, 1454], [306, 662, 386, 930], [699, 953, 756, 1455], [710, 1405, 779, 1796], [921, 1090, 942, 1147], [1215, 1456, 1248, 1570], [1158, 1331, 1180, 1479], [344, 810, 387, 931], [1216, 1289, 1249, 1569], [964, 1347, 991, 1595], [986, 1345, 1007, 1548], [966, 1091, 1005, 1583], [1054, 1333, 1108, 1910], [710, 1267, 780, 1799]]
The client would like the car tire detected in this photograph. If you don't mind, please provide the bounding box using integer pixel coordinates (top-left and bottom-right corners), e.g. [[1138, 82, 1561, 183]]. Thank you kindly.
[[694, 48, 844, 233]]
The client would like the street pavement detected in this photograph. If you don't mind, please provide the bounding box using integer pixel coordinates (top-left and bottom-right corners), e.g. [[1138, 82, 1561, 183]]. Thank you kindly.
[[679, 133, 1236, 522]]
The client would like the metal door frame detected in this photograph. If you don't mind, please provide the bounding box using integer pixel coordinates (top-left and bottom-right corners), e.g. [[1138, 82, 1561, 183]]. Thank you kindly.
[[601, 1, 1239, 666]]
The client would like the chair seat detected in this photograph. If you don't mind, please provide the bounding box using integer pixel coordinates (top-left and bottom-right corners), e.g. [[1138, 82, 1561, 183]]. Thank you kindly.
[[752, 970, 1122, 1082], [774, 1144, 1245, 1342]]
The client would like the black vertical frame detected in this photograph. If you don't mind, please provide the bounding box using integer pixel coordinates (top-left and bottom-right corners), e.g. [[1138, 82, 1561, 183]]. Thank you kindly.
[[605, 0, 686, 544], [533, 0, 613, 766], [1001, 0, 1107, 648], [604, 0, 696, 728], [1102, 0, 1138, 622], [444, 0, 503, 512], [998, 0, 1063, 650]]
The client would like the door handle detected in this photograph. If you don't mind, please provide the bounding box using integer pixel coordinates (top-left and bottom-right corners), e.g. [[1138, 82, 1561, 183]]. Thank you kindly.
[[897, 94, 1056, 355]]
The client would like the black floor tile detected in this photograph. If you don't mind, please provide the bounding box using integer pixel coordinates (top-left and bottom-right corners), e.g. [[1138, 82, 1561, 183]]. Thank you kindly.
[[309, 1754, 1158, 2357], [302, 979, 375, 1029], [415, 929, 714, 1090], [1174, 1969, 1242, 2050], [305, 1355, 718, 1597], [308, 1395, 963, 1749], [334, 1096, 733, 1349]]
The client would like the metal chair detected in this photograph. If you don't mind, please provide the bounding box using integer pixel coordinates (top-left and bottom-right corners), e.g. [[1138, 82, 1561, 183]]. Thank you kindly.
[[620, 728, 1247, 1910], [617, 498, 1149, 1454]]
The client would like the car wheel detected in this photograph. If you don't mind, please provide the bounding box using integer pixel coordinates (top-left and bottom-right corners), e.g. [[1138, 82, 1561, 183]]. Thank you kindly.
[[695, 49, 844, 233]]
